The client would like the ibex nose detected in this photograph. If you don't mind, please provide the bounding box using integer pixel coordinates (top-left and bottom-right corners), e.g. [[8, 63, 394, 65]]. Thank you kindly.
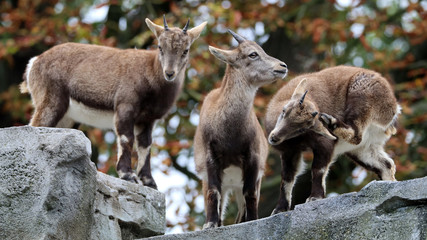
[[280, 63, 287, 68], [268, 133, 280, 145], [165, 71, 175, 78]]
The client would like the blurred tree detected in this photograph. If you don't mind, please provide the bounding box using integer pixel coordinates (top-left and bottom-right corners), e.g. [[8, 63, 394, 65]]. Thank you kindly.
[[0, 0, 426, 233]]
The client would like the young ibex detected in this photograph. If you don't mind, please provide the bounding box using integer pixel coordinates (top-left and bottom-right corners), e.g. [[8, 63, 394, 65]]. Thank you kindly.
[[265, 65, 400, 214], [194, 30, 288, 228], [20, 16, 207, 189]]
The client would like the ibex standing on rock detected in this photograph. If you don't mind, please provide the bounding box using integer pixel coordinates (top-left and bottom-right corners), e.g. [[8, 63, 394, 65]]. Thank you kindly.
[[20, 16, 207, 189], [194, 30, 288, 228], [265, 66, 400, 214]]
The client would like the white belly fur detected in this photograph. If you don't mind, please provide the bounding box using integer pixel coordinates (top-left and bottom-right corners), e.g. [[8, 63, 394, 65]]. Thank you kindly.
[[332, 123, 390, 158], [222, 166, 244, 189], [65, 98, 114, 129]]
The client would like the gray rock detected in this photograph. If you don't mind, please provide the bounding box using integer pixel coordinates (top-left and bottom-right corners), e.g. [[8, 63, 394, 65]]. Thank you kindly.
[[0, 126, 96, 240], [0, 126, 166, 240], [145, 177, 427, 240], [91, 172, 165, 239]]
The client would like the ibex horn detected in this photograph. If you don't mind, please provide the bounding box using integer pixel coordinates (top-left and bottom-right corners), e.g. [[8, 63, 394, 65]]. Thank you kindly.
[[299, 90, 308, 106], [227, 29, 245, 44], [183, 19, 190, 33], [163, 14, 169, 31]]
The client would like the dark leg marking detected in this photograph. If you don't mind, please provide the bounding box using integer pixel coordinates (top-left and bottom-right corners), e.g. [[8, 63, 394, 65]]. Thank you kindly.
[[243, 154, 259, 221], [204, 147, 222, 229], [272, 149, 302, 214], [346, 153, 383, 179], [135, 121, 157, 189]]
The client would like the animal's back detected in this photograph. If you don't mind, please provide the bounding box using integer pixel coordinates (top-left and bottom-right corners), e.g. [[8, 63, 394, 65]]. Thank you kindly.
[[23, 42, 172, 129], [25, 43, 158, 109]]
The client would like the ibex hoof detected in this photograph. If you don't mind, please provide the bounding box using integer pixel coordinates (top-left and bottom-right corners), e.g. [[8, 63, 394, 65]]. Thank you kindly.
[[271, 209, 281, 216], [120, 172, 142, 184], [203, 222, 218, 229], [319, 113, 337, 130], [271, 207, 288, 215], [305, 196, 323, 203], [141, 176, 158, 190]]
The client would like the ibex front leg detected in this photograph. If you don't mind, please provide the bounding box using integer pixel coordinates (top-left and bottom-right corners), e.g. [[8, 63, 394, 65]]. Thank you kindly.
[[203, 149, 222, 229], [135, 121, 157, 189], [242, 154, 260, 222], [307, 144, 334, 202], [272, 148, 303, 214], [115, 104, 139, 183]]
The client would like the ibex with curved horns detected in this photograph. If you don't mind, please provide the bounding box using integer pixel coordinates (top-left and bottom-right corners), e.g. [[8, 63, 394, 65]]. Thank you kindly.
[[265, 66, 400, 213], [194, 30, 288, 228], [21, 16, 207, 188]]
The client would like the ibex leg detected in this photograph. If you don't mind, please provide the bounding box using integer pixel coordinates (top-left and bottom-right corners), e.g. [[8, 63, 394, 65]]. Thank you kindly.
[[272, 148, 303, 214], [135, 121, 157, 189]]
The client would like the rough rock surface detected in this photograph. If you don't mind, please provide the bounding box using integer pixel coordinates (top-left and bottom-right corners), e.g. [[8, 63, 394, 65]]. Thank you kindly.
[[0, 126, 96, 240], [92, 172, 165, 239], [146, 177, 427, 240], [0, 126, 165, 240]]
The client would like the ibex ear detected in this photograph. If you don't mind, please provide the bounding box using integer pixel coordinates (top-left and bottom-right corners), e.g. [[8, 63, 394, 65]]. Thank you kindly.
[[145, 18, 164, 38], [209, 46, 235, 65], [312, 119, 337, 140], [188, 21, 207, 43], [291, 78, 308, 101]]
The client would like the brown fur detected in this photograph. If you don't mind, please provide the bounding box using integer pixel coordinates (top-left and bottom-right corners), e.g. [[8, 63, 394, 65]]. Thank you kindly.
[[21, 18, 207, 188], [194, 30, 287, 228], [265, 65, 399, 214]]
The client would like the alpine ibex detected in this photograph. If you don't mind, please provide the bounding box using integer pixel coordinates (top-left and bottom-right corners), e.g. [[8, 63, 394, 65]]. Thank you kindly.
[[20, 16, 207, 189], [194, 30, 288, 228], [265, 65, 400, 214]]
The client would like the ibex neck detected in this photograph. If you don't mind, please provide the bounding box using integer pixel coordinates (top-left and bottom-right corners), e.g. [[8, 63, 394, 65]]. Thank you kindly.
[[218, 65, 258, 114]]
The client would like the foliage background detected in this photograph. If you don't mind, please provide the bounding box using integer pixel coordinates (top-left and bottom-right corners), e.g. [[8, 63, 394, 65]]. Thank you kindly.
[[1, 0, 426, 234]]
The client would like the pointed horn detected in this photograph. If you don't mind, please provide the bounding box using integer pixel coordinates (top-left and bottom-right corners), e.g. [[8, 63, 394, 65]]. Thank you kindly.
[[227, 29, 245, 44], [299, 90, 308, 106], [183, 19, 190, 33], [163, 14, 169, 31]]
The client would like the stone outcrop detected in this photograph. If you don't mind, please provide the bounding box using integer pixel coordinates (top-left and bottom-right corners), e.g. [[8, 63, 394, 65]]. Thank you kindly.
[[0, 126, 165, 240], [146, 177, 427, 240], [92, 172, 165, 239], [1, 126, 426, 240]]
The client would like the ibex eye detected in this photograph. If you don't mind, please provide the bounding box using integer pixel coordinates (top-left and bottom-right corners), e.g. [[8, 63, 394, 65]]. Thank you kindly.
[[249, 52, 258, 58]]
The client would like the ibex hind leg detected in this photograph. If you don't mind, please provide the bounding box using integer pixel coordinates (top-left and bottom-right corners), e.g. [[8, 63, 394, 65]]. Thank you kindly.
[[234, 188, 246, 224], [347, 146, 396, 181], [56, 116, 75, 128], [319, 111, 365, 146], [30, 97, 69, 127]]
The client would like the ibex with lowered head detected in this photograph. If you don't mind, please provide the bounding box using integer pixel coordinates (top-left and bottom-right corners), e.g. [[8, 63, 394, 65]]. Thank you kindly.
[[194, 30, 288, 228], [21, 16, 207, 189], [265, 65, 400, 214]]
